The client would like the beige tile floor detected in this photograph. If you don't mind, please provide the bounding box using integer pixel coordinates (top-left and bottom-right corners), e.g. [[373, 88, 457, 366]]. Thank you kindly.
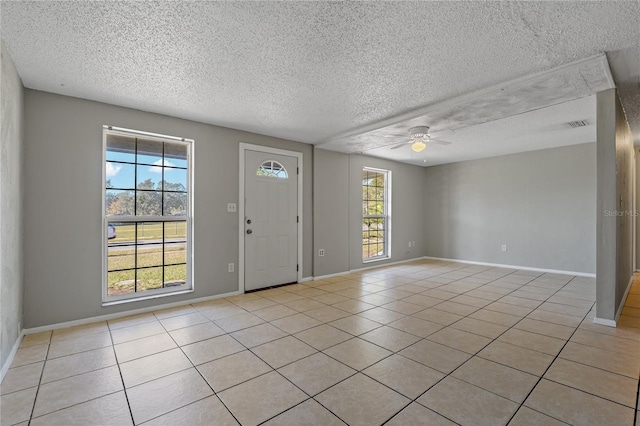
[[2, 259, 640, 425]]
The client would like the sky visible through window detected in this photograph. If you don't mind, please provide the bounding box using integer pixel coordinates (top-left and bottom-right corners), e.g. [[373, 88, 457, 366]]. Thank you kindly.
[[106, 151, 188, 190]]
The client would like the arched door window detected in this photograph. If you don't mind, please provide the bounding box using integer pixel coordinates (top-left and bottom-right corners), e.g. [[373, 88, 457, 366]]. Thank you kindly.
[[257, 160, 288, 178]]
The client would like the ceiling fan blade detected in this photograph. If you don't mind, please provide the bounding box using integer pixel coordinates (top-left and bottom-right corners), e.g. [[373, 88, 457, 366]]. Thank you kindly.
[[428, 138, 452, 145], [389, 142, 409, 149]]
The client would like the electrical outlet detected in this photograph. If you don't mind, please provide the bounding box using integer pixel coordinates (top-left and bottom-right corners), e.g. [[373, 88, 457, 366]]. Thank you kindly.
[[228, 263, 235, 273], [227, 203, 237, 213], [501, 244, 507, 252], [408, 241, 412, 248], [318, 249, 325, 257]]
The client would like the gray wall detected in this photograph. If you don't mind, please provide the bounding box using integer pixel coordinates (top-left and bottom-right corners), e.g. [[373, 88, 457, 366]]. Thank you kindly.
[[0, 41, 24, 370], [423, 143, 596, 274], [313, 149, 349, 276], [313, 149, 426, 276], [596, 89, 634, 322], [348, 155, 426, 270], [23, 90, 313, 328]]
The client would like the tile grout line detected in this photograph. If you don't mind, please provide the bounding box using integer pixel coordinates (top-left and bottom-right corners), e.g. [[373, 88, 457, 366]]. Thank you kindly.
[[145, 307, 245, 426], [502, 275, 599, 425], [378, 269, 581, 423], [23, 336, 126, 423], [374, 265, 547, 424], [293, 265, 544, 425], [374, 268, 545, 424], [207, 271, 454, 424], [220, 317, 362, 426], [335, 266, 599, 423], [95, 310, 220, 424], [8, 261, 613, 425], [25, 332, 52, 425], [237, 315, 384, 425], [107, 322, 136, 426]]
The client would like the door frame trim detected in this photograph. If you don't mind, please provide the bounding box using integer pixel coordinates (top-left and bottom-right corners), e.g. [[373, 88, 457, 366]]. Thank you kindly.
[[238, 143, 303, 293]]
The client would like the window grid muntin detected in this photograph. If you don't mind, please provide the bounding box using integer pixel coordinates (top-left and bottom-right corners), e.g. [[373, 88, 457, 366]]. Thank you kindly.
[[105, 129, 191, 300], [105, 141, 189, 217], [106, 220, 188, 294], [362, 168, 390, 261]]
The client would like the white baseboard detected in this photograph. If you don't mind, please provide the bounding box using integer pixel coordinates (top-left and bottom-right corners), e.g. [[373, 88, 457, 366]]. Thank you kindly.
[[314, 256, 428, 281], [312, 271, 349, 281], [422, 256, 596, 278], [1, 330, 24, 382], [298, 276, 314, 283], [24, 290, 240, 335], [593, 274, 635, 328], [593, 317, 617, 327]]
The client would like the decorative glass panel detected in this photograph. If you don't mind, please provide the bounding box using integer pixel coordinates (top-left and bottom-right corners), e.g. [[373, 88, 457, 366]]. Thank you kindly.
[[257, 160, 288, 178]]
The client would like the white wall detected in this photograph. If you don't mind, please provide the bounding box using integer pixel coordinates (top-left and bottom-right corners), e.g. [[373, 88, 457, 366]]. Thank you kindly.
[[23, 90, 313, 328], [0, 41, 24, 372], [423, 143, 596, 274]]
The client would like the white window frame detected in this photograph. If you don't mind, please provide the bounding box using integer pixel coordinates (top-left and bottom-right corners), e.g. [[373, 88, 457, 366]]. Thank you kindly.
[[362, 167, 392, 262], [102, 125, 194, 305]]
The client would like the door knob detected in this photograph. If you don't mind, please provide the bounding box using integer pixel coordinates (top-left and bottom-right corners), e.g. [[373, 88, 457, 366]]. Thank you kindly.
[[247, 219, 252, 224], [246, 229, 253, 234]]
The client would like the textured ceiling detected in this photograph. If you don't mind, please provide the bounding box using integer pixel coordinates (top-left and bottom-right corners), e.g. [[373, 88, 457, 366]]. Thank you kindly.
[[319, 55, 612, 156], [1, 1, 639, 163], [363, 95, 597, 167]]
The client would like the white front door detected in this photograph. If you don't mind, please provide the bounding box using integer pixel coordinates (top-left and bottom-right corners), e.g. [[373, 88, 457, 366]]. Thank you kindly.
[[244, 150, 298, 291]]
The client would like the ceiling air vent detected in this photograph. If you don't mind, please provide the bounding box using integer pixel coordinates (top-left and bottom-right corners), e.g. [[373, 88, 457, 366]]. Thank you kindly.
[[566, 120, 589, 128]]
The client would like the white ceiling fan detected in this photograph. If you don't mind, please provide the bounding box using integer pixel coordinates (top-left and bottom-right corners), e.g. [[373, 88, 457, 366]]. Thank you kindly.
[[389, 126, 452, 152]]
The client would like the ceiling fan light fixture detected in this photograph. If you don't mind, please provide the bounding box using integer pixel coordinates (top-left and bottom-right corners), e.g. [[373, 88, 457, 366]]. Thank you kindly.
[[411, 140, 426, 152], [409, 126, 430, 139]]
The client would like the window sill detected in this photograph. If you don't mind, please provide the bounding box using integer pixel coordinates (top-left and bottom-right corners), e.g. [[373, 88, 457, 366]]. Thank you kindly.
[[102, 288, 194, 307], [363, 256, 390, 264]]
